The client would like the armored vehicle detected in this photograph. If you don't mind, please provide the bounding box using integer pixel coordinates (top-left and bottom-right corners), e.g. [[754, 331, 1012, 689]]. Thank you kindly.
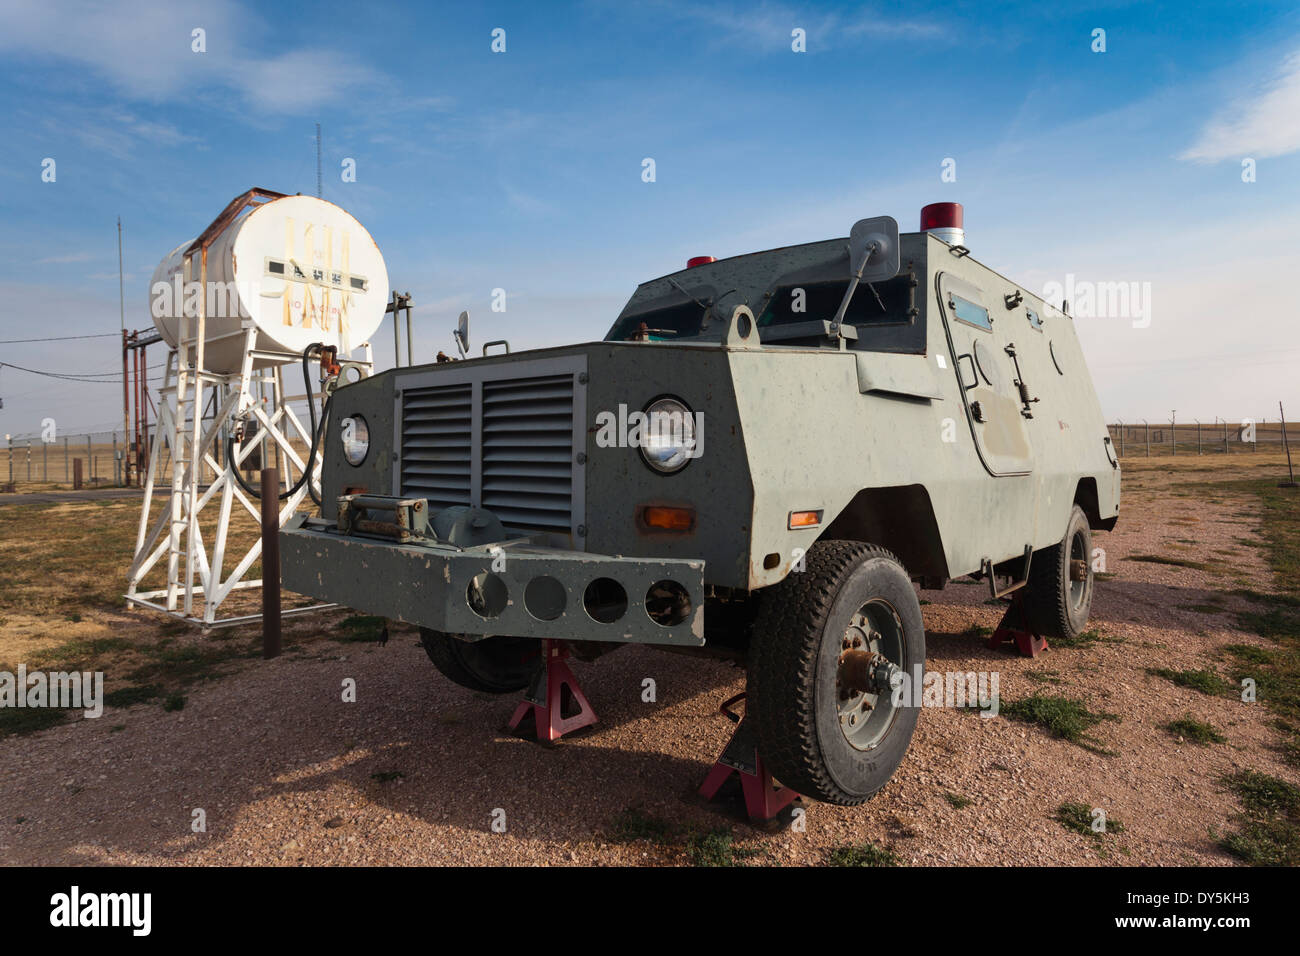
[[281, 202, 1120, 805]]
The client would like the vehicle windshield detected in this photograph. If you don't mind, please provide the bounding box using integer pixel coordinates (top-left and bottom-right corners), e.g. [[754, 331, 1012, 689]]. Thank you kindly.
[[607, 296, 712, 341]]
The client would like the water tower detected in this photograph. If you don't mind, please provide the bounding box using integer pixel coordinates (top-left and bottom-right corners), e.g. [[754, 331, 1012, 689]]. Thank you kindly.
[[126, 188, 388, 626]]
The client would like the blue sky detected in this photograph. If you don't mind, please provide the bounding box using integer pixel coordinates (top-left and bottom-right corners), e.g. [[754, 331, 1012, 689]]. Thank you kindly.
[[1, 0, 1298, 435]]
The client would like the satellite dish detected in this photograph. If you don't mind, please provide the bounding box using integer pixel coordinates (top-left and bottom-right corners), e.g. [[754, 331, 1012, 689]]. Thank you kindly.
[[454, 311, 469, 358]]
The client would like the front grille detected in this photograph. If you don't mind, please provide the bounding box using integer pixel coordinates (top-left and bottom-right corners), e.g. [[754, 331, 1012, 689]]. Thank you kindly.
[[481, 374, 575, 530], [399, 383, 472, 507], [398, 361, 583, 535]]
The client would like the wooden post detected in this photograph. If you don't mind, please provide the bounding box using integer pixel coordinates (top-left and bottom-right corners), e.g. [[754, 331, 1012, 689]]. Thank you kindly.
[[1281, 403, 1296, 487], [73, 458, 83, 490], [261, 467, 282, 659]]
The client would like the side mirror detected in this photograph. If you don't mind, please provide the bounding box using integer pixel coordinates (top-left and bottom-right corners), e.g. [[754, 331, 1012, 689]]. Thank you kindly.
[[848, 216, 900, 283], [454, 311, 469, 358], [830, 216, 901, 337]]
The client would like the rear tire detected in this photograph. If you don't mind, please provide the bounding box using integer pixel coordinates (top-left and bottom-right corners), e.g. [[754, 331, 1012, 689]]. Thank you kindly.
[[1022, 504, 1094, 641], [747, 541, 925, 805], [419, 630, 538, 694]]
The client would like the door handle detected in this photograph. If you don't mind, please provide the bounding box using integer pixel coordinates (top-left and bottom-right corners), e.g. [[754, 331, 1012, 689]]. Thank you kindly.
[[956, 353, 978, 390]]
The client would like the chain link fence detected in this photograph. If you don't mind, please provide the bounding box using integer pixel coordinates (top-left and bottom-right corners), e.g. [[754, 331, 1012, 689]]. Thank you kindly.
[[2, 429, 141, 491], [1107, 419, 1293, 457]]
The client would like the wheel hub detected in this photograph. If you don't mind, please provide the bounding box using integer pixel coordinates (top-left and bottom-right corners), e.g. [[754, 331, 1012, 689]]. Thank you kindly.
[[834, 601, 905, 751]]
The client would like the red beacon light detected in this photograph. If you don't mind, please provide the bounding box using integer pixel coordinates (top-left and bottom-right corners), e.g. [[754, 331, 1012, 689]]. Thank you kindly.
[[919, 202, 965, 247], [686, 256, 716, 268]]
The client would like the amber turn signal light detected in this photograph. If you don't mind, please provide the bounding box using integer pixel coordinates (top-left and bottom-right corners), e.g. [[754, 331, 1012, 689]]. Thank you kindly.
[[788, 510, 823, 529], [639, 506, 696, 532]]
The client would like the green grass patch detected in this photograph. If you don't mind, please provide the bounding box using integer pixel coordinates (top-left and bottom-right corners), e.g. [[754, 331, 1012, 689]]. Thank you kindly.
[[1025, 670, 1063, 685], [1147, 667, 1233, 696], [103, 684, 163, 708], [0, 706, 69, 737], [1165, 715, 1226, 745], [1218, 770, 1300, 866], [337, 615, 387, 642], [684, 828, 765, 867], [370, 770, 404, 784], [610, 807, 674, 844], [827, 842, 900, 867], [1052, 628, 1103, 649], [162, 692, 186, 712], [1056, 800, 1125, 839], [1128, 554, 1209, 570], [1002, 693, 1119, 753], [943, 792, 973, 809]]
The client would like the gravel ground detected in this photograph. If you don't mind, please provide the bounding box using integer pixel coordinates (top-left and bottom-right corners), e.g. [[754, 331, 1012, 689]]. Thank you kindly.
[[0, 459, 1294, 866]]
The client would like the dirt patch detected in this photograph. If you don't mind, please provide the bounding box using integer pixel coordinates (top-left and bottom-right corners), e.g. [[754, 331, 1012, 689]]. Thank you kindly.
[[0, 455, 1297, 865]]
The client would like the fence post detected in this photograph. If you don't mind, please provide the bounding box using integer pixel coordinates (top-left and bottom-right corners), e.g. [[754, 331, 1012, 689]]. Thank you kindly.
[[1197, 420, 1201, 455], [63, 436, 69, 483], [43, 439, 48, 482], [261, 467, 282, 659], [7, 436, 12, 485], [27, 440, 32, 481], [113, 434, 119, 486], [86, 436, 92, 483]]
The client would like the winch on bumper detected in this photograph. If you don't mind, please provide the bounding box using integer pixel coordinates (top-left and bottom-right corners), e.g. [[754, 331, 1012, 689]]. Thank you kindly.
[[280, 495, 705, 646]]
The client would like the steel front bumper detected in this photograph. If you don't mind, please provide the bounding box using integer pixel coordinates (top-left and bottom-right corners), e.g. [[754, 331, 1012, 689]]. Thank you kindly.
[[279, 520, 705, 646]]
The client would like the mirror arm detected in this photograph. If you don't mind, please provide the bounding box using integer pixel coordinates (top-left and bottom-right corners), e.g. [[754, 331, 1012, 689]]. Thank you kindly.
[[829, 240, 880, 341]]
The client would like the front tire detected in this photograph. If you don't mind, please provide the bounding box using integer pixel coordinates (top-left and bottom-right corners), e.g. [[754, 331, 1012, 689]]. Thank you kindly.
[[419, 630, 538, 694], [747, 541, 925, 805], [1022, 504, 1094, 641]]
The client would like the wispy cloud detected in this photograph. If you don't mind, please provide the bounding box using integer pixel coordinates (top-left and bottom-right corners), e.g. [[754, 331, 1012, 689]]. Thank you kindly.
[[626, 0, 947, 52], [0, 0, 386, 113], [1180, 46, 1300, 162]]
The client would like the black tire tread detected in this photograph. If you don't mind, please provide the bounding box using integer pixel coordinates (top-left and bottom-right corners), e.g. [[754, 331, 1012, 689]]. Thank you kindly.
[[1022, 504, 1089, 641], [419, 629, 533, 694], [747, 540, 903, 805]]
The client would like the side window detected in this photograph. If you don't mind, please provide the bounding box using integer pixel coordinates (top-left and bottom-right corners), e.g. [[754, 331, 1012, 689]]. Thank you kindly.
[[950, 293, 991, 331], [1027, 307, 1043, 331]]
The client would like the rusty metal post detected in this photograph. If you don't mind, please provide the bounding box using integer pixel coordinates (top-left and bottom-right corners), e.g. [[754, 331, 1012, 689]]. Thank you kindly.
[[63, 436, 68, 482], [72, 458, 83, 490], [261, 467, 282, 659], [1196, 420, 1201, 455]]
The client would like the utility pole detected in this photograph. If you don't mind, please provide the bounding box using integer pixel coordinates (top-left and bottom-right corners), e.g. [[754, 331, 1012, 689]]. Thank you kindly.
[[119, 216, 129, 486]]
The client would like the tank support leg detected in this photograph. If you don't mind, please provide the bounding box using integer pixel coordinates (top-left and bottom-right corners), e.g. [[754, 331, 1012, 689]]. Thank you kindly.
[[507, 640, 597, 743], [700, 693, 801, 824], [988, 592, 1048, 657]]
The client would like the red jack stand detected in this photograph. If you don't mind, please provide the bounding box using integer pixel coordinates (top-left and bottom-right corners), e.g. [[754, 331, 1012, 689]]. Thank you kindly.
[[988, 592, 1048, 657], [699, 693, 801, 825], [507, 640, 597, 743]]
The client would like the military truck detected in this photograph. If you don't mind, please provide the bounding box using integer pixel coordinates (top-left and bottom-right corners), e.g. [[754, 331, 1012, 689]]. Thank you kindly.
[[280, 202, 1120, 806]]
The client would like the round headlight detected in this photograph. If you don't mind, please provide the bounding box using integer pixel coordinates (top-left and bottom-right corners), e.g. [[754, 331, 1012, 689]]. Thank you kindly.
[[340, 415, 370, 466], [639, 397, 697, 474]]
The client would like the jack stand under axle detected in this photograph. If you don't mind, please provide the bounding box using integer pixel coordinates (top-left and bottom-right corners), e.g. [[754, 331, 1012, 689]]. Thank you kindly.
[[508, 640, 597, 744], [699, 693, 801, 826], [988, 591, 1048, 658]]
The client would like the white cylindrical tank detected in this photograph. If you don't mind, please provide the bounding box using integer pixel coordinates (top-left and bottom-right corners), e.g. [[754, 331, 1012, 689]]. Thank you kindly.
[[149, 194, 389, 374]]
